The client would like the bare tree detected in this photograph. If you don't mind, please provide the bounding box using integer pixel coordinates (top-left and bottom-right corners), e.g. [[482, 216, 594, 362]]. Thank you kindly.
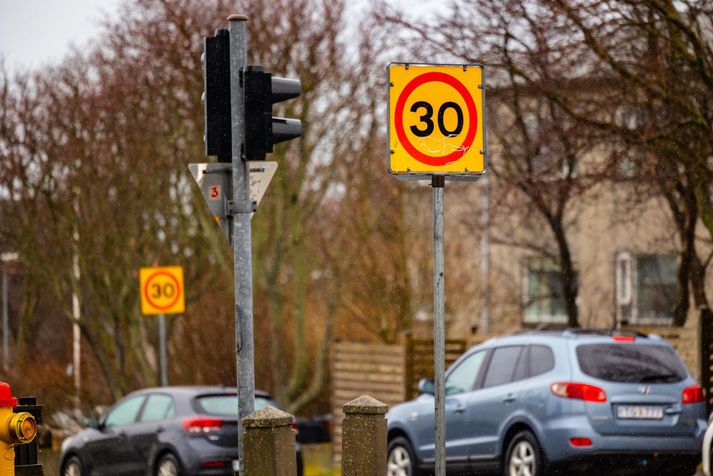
[[543, 0, 713, 324]]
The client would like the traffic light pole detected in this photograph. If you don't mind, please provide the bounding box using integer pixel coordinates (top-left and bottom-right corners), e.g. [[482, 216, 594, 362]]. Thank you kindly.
[[227, 14, 255, 474]]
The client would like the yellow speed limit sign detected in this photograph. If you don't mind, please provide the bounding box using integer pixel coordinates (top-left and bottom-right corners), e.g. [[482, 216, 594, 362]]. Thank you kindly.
[[139, 266, 185, 315], [388, 63, 486, 179]]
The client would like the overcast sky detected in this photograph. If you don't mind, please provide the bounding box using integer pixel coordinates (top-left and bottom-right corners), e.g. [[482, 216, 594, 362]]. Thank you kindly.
[[0, 0, 437, 74], [0, 0, 122, 73]]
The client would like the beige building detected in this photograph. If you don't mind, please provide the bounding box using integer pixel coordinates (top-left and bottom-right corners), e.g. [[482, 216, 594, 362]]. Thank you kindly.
[[403, 174, 705, 376]]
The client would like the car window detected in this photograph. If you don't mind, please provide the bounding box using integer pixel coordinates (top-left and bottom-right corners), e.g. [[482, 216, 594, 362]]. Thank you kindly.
[[445, 351, 486, 395], [530, 345, 555, 377], [195, 394, 273, 415], [483, 346, 524, 388], [105, 395, 145, 428], [512, 346, 529, 382], [139, 394, 175, 422], [576, 343, 687, 383]]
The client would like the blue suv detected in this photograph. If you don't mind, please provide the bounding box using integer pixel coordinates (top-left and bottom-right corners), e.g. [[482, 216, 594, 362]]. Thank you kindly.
[[386, 330, 706, 476]]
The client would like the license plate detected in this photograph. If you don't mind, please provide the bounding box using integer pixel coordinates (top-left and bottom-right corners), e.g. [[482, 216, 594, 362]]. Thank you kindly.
[[232, 460, 240, 471], [617, 405, 664, 420]]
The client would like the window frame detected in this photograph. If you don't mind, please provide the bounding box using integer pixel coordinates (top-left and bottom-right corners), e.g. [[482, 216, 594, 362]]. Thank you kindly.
[[444, 350, 489, 395], [481, 345, 526, 389], [522, 257, 573, 326], [528, 344, 555, 378], [137, 393, 176, 423], [616, 252, 677, 325], [103, 395, 147, 428]]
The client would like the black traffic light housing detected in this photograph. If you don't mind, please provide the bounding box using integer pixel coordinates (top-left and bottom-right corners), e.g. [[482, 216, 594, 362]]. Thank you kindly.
[[202, 30, 302, 163], [244, 66, 302, 161], [202, 29, 231, 163]]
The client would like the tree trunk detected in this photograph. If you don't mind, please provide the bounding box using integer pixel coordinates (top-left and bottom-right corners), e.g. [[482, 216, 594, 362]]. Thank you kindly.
[[287, 230, 309, 402], [548, 215, 579, 328]]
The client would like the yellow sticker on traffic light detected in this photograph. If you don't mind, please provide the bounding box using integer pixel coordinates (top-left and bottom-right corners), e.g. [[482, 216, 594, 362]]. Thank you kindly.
[[139, 266, 185, 315], [388, 63, 486, 178]]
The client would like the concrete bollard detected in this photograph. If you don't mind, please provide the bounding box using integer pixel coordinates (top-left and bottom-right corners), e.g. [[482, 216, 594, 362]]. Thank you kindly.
[[341, 395, 388, 476], [242, 406, 296, 476]]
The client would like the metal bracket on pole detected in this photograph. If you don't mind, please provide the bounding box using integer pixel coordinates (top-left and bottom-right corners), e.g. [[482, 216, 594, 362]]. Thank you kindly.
[[227, 200, 258, 215]]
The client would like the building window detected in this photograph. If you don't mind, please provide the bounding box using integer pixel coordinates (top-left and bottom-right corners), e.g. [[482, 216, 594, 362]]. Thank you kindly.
[[616, 253, 677, 324], [523, 258, 570, 325]]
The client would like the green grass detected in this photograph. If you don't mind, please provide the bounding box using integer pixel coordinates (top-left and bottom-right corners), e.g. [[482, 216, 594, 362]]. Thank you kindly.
[[303, 443, 340, 476]]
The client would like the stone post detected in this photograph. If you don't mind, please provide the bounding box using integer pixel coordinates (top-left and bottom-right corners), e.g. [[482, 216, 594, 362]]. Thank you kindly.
[[341, 395, 388, 476], [242, 406, 296, 476]]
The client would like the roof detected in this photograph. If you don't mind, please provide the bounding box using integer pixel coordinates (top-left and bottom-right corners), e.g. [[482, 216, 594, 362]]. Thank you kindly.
[[511, 328, 661, 340], [472, 328, 665, 351], [126, 386, 272, 399]]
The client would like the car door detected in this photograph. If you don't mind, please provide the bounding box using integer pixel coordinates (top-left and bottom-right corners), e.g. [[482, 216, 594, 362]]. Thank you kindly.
[[444, 350, 488, 465], [126, 393, 176, 475], [412, 350, 488, 465], [466, 345, 526, 458], [84, 395, 146, 476]]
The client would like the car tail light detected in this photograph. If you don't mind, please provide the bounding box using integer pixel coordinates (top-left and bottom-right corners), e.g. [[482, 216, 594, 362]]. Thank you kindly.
[[551, 382, 607, 403], [201, 461, 227, 469], [682, 385, 704, 404], [612, 335, 635, 342], [569, 437, 592, 447], [182, 417, 224, 434]]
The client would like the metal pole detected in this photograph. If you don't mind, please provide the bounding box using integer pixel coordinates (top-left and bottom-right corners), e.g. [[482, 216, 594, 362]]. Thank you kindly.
[[432, 175, 446, 476], [72, 217, 82, 408], [159, 314, 168, 387], [481, 174, 490, 335], [2, 264, 7, 370], [227, 14, 254, 474]]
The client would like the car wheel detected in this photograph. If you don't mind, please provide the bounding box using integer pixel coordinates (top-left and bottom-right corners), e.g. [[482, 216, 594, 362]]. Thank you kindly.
[[504, 431, 543, 476], [62, 456, 83, 476], [387, 436, 419, 476], [155, 452, 182, 476]]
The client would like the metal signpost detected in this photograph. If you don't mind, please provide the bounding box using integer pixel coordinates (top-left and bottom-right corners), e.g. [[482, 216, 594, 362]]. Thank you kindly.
[[388, 63, 486, 475], [139, 265, 185, 387], [226, 15, 256, 474]]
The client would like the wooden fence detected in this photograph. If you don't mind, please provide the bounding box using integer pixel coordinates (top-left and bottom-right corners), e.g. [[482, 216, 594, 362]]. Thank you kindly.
[[403, 337, 469, 400], [330, 342, 406, 461]]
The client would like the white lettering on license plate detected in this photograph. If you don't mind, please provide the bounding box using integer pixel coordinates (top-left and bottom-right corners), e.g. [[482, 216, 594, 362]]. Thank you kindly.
[[617, 405, 664, 420]]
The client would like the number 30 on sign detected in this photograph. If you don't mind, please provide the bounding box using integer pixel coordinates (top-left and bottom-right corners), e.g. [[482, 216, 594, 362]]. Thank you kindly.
[[139, 266, 185, 315], [388, 63, 486, 179]]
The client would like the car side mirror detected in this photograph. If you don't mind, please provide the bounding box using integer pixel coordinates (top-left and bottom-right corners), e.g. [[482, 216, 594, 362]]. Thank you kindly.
[[418, 378, 434, 395], [85, 417, 99, 429]]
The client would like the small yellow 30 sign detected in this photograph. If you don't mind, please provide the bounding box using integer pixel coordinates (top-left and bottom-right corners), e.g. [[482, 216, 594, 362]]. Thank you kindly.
[[388, 63, 486, 179], [139, 266, 185, 315]]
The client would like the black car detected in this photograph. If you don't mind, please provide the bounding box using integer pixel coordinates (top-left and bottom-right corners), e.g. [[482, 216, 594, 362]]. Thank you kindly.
[[59, 386, 303, 475]]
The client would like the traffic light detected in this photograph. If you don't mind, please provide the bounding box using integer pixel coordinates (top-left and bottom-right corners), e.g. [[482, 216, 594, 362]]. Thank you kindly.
[[202, 30, 302, 163], [244, 66, 302, 161], [202, 29, 231, 163]]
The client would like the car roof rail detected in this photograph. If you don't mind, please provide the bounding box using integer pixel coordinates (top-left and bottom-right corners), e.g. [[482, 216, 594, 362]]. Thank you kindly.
[[562, 328, 650, 338]]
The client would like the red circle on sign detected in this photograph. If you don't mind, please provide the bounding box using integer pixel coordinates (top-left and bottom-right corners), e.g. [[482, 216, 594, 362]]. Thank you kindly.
[[143, 271, 182, 311], [394, 72, 478, 166]]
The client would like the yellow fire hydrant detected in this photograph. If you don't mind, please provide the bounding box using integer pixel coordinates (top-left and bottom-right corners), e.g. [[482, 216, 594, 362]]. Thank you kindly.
[[0, 382, 36, 476]]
